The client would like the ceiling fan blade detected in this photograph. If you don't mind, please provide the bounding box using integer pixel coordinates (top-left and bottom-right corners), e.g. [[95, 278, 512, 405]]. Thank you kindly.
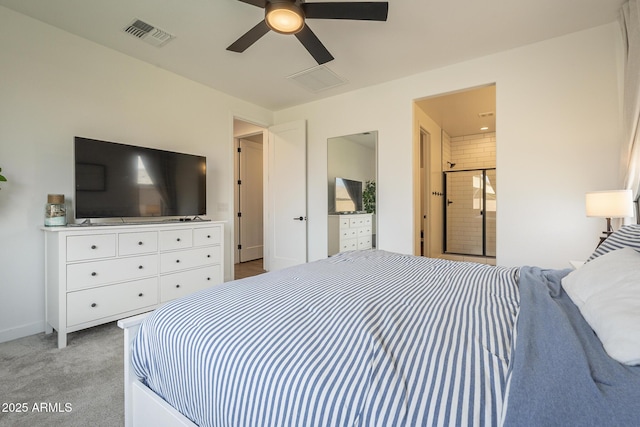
[[302, 2, 389, 21], [237, 0, 267, 8], [227, 20, 270, 53], [295, 25, 334, 64]]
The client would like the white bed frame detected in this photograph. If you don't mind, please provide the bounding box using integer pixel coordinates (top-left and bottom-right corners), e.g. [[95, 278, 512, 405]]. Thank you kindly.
[[118, 314, 198, 427]]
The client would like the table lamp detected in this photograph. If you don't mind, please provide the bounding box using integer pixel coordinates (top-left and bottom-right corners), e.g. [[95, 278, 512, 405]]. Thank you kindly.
[[585, 189, 634, 241]]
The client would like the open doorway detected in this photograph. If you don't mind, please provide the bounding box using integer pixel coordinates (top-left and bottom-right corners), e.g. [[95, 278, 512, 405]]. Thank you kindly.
[[413, 84, 497, 264], [233, 118, 267, 279]]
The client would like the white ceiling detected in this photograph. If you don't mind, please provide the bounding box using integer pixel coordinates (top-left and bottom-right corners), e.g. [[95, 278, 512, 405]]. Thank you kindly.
[[0, 0, 624, 111]]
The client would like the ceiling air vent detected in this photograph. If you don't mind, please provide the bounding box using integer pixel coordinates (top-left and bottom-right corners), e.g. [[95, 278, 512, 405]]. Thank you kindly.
[[123, 19, 175, 47], [287, 65, 347, 93]]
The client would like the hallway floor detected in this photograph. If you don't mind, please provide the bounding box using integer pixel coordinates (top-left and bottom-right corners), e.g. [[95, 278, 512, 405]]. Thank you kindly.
[[234, 258, 266, 280]]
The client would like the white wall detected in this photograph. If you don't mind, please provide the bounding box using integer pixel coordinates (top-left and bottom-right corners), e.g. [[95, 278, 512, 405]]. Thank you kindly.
[[276, 23, 624, 268], [0, 7, 273, 342], [328, 137, 376, 185]]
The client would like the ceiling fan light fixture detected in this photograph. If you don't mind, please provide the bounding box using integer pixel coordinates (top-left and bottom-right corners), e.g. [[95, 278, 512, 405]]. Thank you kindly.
[[265, 2, 305, 34]]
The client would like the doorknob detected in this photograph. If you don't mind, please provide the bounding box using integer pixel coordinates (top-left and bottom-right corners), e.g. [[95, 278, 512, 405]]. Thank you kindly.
[[293, 216, 306, 221]]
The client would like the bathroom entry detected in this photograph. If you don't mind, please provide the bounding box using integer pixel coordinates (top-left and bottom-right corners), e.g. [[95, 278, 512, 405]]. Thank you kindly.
[[413, 84, 496, 261]]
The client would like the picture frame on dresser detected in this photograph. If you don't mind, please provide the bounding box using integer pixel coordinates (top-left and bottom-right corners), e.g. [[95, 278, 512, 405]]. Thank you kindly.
[[42, 221, 225, 348]]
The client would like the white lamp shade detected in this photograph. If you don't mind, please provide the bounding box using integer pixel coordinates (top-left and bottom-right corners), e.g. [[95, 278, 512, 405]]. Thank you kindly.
[[585, 189, 634, 218]]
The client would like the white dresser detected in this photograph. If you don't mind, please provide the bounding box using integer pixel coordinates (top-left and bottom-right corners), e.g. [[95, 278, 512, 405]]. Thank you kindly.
[[328, 214, 373, 256], [43, 221, 224, 348]]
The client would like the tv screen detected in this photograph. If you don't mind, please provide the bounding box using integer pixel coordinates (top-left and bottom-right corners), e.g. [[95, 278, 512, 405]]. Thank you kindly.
[[335, 177, 363, 213], [74, 137, 206, 219]]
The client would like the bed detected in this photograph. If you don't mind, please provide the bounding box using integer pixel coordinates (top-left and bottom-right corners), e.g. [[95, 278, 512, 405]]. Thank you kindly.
[[119, 226, 640, 427]]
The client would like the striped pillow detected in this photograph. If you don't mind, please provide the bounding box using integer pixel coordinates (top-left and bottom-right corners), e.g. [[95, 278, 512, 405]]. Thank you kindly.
[[587, 224, 640, 262]]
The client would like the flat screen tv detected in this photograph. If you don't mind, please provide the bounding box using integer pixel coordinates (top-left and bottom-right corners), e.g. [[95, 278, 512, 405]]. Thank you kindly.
[[335, 177, 363, 213], [74, 137, 206, 219]]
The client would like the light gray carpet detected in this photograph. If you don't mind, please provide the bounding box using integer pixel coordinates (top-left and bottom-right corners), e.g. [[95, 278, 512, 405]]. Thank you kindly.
[[0, 322, 123, 427]]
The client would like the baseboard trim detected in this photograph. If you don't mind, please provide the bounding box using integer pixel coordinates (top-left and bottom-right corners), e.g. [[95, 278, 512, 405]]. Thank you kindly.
[[0, 321, 45, 344]]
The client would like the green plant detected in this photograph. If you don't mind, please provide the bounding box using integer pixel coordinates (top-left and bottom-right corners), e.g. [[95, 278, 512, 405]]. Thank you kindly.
[[363, 180, 376, 214], [0, 167, 6, 189]]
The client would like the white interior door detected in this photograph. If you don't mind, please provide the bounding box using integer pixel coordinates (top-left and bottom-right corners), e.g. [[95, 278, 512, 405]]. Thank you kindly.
[[238, 138, 264, 262], [265, 120, 307, 271]]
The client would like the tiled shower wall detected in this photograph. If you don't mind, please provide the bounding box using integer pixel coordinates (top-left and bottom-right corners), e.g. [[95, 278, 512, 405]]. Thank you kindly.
[[449, 132, 496, 170], [444, 132, 496, 258]]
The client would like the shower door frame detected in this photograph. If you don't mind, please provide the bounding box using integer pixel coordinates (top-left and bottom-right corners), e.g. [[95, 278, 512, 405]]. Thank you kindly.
[[443, 167, 496, 257]]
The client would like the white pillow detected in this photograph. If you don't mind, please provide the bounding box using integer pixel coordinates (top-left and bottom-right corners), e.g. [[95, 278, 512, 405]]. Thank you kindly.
[[561, 247, 640, 365]]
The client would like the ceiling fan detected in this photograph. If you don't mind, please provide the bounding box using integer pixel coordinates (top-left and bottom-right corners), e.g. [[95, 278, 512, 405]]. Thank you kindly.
[[227, 0, 389, 64]]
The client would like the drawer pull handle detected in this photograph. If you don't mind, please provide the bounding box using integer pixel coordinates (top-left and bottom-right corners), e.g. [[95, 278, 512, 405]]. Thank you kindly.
[[207, 235, 211, 238], [91, 272, 97, 277], [91, 303, 97, 308], [176, 238, 181, 242], [207, 277, 211, 281], [138, 241, 143, 246], [138, 293, 143, 297], [207, 254, 211, 258], [91, 245, 97, 250], [138, 265, 143, 269], [176, 259, 180, 263], [176, 284, 181, 288]]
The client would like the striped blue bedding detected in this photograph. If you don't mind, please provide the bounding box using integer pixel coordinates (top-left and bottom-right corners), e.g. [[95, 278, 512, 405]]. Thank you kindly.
[[132, 250, 520, 426]]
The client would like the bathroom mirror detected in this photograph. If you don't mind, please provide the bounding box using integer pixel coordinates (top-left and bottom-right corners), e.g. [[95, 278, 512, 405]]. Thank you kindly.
[[327, 131, 377, 256]]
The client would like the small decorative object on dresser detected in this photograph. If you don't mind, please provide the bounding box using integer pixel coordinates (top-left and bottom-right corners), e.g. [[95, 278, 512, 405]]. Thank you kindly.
[[0, 167, 6, 188], [43, 221, 225, 348], [44, 194, 66, 227]]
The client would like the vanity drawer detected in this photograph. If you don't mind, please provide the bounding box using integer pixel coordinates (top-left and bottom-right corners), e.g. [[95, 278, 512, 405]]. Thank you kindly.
[[159, 229, 193, 251], [160, 265, 221, 302], [160, 246, 221, 273], [119, 231, 158, 255], [193, 226, 222, 247], [67, 255, 158, 291], [66, 278, 158, 326], [67, 234, 116, 262]]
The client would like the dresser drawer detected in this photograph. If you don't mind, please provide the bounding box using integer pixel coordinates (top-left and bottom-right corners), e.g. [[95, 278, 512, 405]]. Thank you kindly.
[[160, 265, 221, 302], [340, 229, 358, 239], [193, 226, 222, 247], [159, 229, 193, 251], [160, 246, 221, 273], [67, 255, 158, 291], [119, 231, 158, 256], [358, 237, 373, 250], [67, 278, 158, 326], [67, 234, 116, 262], [349, 217, 367, 228], [358, 227, 372, 236], [338, 217, 351, 228], [339, 238, 358, 252]]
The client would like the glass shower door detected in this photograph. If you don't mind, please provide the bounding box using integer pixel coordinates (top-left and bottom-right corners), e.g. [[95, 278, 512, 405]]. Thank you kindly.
[[444, 169, 496, 257]]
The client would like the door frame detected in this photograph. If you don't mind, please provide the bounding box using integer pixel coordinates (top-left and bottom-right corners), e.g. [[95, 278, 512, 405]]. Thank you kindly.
[[230, 117, 307, 276], [234, 134, 265, 263], [231, 116, 269, 280]]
